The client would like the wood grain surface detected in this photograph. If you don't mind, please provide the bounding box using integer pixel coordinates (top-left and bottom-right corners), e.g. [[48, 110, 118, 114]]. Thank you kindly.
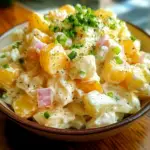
[[0, 3, 150, 150]]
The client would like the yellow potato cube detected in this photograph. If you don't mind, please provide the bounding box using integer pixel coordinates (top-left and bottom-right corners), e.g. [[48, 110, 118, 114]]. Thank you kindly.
[[13, 94, 37, 118], [0, 68, 17, 86], [124, 66, 146, 90], [28, 12, 49, 33], [94, 9, 114, 19], [76, 80, 103, 93], [121, 40, 141, 64], [67, 102, 86, 116], [40, 43, 70, 75], [83, 91, 116, 116], [59, 5, 75, 15], [102, 49, 129, 84]]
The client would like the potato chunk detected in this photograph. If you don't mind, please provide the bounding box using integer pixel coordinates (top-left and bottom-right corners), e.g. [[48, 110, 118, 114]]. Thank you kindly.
[[76, 80, 103, 93], [28, 12, 49, 33], [40, 43, 70, 75], [0, 68, 17, 86], [83, 91, 116, 116], [13, 94, 37, 118]]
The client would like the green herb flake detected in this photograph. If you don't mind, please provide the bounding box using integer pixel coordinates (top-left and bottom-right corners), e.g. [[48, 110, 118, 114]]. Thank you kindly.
[[89, 50, 96, 56], [107, 92, 113, 98], [109, 23, 117, 30], [71, 44, 83, 49], [2, 64, 9, 69], [56, 34, 67, 46], [44, 112, 50, 119], [44, 15, 49, 21], [12, 41, 21, 49], [0, 89, 6, 99], [79, 70, 86, 76], [68, 51, 77, 60], [115, 56, 123, 64], [130, 35, 136, 41], [112, 46, 121, 55], [0, 54, 6, 58]]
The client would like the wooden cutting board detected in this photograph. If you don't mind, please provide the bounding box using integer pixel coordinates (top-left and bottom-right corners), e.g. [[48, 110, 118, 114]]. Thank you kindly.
[[0, 3, 150, 150]]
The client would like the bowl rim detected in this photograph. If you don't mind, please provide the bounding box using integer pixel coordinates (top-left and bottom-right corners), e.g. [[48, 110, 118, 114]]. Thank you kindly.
[[0, 21, 150, 135]]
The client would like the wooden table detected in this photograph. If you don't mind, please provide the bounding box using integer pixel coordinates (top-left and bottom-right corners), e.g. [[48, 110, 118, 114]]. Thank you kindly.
[[0, 3, 150, 150]]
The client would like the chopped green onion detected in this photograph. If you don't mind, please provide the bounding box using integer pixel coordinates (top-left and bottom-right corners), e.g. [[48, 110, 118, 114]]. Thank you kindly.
[[107, 92, 113, 98], [12, 41, 21, 49], [115, 56, 123, 64], [89, 50, 96, 56], [0, 54, 6, 58], [112, 46, 121, 55], [109, 23, 117, 30], [18, 58, 24, 64], [130, 35, 136, 41], [68, 51, 77, 60], [71, 44, 83, 49], [44, 15, 49, 21], [44, 112, 50, 119], [49, 26, 59, 32], [2, 64, 9, 69], [0, 89, 7, 99], [79, 70, 86, 77], [56, 34, 67, 46]]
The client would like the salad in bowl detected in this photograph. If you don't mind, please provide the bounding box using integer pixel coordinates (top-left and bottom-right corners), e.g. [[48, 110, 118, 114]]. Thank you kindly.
[[0, 4, 149, 129]]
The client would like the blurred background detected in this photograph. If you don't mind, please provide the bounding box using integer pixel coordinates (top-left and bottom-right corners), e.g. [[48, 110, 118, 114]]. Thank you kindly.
[[0, 0, 150, 34]]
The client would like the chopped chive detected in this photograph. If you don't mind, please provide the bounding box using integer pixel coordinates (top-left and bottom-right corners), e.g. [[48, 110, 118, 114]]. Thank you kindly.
[[107, 92, 113, 98], [53, 26, 59, 32], [56, 34, 67, 46], [2, 64, 9, 69], [71, 44, 83, 49], [109, 23, 117, 30], [130, 35, 136, 41], [89, 50, 96, 56], [68, 51, 77, 60], [79, 70, 86, 77], [44, 15, 49, 21], [0, 54, 6, 58], [44, 112, 50, 119], [0, 89, 7, 99], [112, 46, 121, 55], [115, 56, 123, 64], [12, 41, 21, 49]]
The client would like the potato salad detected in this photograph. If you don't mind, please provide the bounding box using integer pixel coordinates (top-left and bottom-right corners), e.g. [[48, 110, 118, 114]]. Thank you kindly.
[[0, 4, 149, 129]]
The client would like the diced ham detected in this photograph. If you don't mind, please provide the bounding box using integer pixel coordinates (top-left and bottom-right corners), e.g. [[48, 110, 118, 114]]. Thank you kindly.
[[30, 36, 46, 53], [96, 35, 109, 47], [37, 88, 52, 108]]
